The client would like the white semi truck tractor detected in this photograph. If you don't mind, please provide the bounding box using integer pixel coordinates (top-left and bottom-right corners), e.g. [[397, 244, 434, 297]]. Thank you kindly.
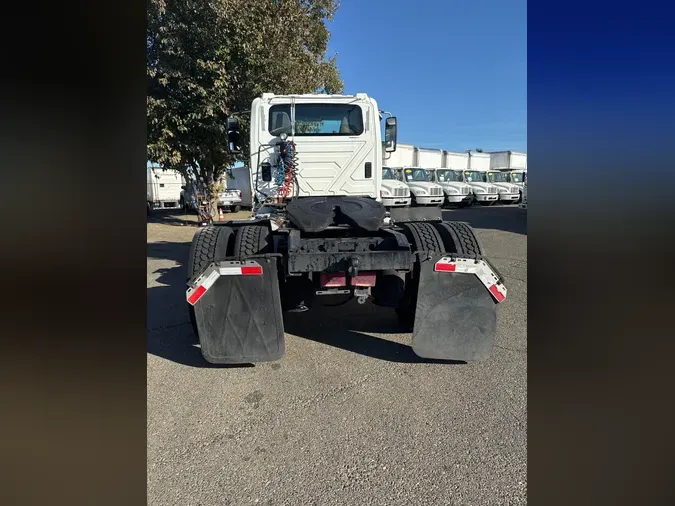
[[184, 93, 507, 364]]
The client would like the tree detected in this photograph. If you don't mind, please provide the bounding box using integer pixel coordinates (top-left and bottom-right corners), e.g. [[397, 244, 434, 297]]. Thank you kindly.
[[147, 0, 343, 217]]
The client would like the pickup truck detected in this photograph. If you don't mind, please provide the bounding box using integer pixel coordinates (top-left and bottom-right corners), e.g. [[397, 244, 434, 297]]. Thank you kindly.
[[180, 184, 243, 213]]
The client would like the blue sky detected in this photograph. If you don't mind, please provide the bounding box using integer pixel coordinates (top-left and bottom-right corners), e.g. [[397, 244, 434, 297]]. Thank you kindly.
[[326, 0, 527, 152]]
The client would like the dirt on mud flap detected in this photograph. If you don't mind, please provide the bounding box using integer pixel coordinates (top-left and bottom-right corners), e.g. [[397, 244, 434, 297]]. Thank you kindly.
[[411, 253, 506, 361], [187, 255, 285, 364]]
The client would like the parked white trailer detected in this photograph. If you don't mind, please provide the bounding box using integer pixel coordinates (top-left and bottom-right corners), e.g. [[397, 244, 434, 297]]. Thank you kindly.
[[147, 166, 184, 211]]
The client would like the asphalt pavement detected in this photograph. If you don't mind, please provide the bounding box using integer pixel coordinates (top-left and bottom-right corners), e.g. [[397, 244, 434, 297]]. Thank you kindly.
[[147, 205, 527, 505]]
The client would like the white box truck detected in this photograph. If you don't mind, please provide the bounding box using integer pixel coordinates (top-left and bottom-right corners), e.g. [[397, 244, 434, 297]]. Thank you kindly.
[[384, 144, 444, 206], [468, 152, 512, 204], [471, 152, 520, 204], [378, 143, 411, 207], [442, 151, 498, 205], [421, 150, 473, 206], [147, 166, 184, 212], [488, 150, 527, 201]]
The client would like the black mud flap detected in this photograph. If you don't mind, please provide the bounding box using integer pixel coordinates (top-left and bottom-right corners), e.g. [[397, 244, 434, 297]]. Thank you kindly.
[[411, 254, 498, 361], [192, 256, 285, 364]]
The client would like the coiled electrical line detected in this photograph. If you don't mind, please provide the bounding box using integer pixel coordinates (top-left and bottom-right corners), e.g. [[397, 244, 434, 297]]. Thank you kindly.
[[275, 139, 298, 199]]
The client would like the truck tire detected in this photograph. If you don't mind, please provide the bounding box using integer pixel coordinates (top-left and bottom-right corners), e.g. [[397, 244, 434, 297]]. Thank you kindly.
[[395, 222, 445, 329], [230, 205, 241, 213], [187, 225, 235, 278], [433, 221, 483, 256], [187, 225, 235, 338], [399, 221, 445, 253], [232, 224, 271, 257]]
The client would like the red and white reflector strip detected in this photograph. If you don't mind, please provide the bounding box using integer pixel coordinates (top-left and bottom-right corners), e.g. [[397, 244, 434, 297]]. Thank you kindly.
[[434, 257, 507, 303], [186, 261, 263, 306]]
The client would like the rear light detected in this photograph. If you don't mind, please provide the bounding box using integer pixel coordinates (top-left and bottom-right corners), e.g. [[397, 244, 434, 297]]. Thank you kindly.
[[321, 273, 346, 287], [351, 272, 376, 287], [380, 190, 383, 197], [238, 191, 242, 198]]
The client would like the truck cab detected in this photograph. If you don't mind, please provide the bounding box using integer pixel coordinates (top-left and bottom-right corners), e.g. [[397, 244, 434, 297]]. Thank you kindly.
[[463, 169, 499, 204], [426, 168, 473, 207], [247, 93, 395, 205], [519, 172, 528, 210], [393, 167, 444, 206], [381, 167, 411, 207], [485, 170, 521, 204]]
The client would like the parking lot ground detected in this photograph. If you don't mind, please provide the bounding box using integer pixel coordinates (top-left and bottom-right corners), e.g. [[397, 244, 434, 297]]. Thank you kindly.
[[147, 205, 527, 505]]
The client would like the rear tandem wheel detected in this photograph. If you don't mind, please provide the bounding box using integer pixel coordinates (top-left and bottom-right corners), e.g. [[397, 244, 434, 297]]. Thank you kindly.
[[187, 225, 235, 337], [395, 221, 483, 328]]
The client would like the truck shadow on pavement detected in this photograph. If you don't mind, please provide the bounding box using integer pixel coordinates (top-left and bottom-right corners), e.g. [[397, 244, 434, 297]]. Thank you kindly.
[[283, 305, 462, 364], [147, 241, 460, 366], [442, 205, 526, 235]]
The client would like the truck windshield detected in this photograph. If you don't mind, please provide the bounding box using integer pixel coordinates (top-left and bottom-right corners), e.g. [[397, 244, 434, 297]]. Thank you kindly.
[[268, 104, 364, 136], [487, 172, 509, 183], [510, 172, 525, 183], [404, 168, 431, 182], [382, 168, 396, 180], [464, 170, 486, 183], [436, 169, 464, 183]]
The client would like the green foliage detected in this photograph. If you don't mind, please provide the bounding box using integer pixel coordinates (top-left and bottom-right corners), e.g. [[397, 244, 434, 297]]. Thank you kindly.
[[147, 0, 343, 196]]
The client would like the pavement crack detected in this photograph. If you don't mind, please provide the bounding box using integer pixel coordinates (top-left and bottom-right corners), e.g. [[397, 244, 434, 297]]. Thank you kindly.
[[495, 344, 527, 354], [147, 321, 192, 333]]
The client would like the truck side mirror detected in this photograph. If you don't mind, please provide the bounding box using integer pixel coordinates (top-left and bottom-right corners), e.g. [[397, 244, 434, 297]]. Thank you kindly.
[[227, 117, 242, 154], [384, 117, 397, 152]]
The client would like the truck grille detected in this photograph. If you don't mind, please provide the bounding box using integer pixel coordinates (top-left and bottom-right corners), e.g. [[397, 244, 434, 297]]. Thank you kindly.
[[461, 187, 470, 195], [394, 188, 409, 197], [429, 187, 442, 196], [512, 186, 520, 193], [488, 186, 498, 194]]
